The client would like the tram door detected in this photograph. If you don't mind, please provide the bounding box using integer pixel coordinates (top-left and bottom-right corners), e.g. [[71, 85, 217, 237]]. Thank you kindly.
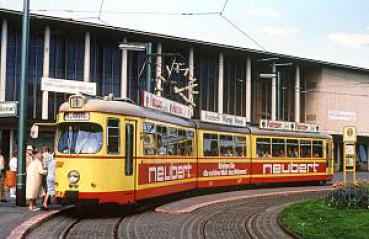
[[123, 119, 137, 203]]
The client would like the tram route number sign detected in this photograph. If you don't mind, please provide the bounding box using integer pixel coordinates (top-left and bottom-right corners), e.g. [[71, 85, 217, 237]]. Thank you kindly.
[[0, 101, 17, 117]]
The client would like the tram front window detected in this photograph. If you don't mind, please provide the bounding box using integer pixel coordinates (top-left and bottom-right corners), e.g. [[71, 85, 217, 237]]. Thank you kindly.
[[58, 123, 103, 154]]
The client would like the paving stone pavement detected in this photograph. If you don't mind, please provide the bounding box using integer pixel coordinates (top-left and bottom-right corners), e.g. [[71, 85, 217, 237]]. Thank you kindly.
[[25, 190, 325, 239], [3, 172, 369, 239], [0, 195, 61, 239]]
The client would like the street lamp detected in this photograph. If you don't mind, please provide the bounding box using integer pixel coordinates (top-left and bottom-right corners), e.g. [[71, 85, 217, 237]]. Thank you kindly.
[[258, 58, 293, 121], [119, 42, 152, 94], [16, 0, 30, 206]]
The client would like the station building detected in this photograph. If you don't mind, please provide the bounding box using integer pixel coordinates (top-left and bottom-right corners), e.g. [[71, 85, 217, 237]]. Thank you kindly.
[[0, 8, 369, 171]]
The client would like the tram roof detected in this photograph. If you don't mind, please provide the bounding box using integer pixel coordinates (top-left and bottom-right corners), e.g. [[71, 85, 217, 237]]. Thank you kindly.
[[59, 99, 195, 128], [60, 99, 332, 139], [195, 121, 251, 134], [248, 126, 332, 139]]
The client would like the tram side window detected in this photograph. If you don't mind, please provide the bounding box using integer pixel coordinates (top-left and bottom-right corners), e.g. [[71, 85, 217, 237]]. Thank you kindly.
[[219, 135, 234, 156], [234, 136, 247, 157], [107, 118, 120, 154], [156, 125, 167, 155], [143, 122, 156, 155], [204, 134, 219, 156], [142, 123, 194, 156], [178, 130, 194, 156], [167, 127, 178, 155], [313, 140, 323, 158], [300, 140, 312, 158], [272, 138, 286, 157], [256, 138, 271, 158], [287, 139, 299, 158]]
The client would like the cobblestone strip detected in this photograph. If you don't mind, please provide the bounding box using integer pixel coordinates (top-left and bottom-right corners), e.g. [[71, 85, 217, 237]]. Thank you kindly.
[[7, 206, 74, 239], [117, 191, 326, 239], [156, 186, 329, 214], [65, 217, 121, 239], [25, 190, 328, 239]]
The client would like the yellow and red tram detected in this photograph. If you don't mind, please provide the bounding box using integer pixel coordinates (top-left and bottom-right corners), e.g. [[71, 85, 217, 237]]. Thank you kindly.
[[54, 94, 334, 204]]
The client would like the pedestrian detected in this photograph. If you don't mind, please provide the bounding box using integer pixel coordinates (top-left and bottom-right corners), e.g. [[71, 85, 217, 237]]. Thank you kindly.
[[0, 149, 7, 202], [42, 152, 55, 209], [9, 151, 17, 198], [26, 145, 33, 167], [42, 147, 53, 169], [41, 147, 52, 204], [26, 153, 47, 211]]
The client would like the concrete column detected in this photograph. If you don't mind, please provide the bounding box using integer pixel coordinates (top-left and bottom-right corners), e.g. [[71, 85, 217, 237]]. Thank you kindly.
[[0, 19, 7, 102], [121, 38, 128, 98], [155, 42, 162, 96], [295, 64, 301, 122], [367, 143, 369, 171], [336, 142, 341, 172], [245, 56, 251, 122], [188, 47, 194, 109], [271, 63, 277, 120], [218, 52, 224, 114], [189, 47, 194, 81], [9, 129, 14, 159], [42, 26, 50, 120], [83, 32, 90, 82]]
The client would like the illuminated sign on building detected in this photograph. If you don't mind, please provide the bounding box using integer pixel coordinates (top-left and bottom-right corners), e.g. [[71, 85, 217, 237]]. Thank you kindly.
[[0, 102, 17, 117], [259, 119, 319, 132], [41, 77, 97, 96], [142, 91, 192, 119]]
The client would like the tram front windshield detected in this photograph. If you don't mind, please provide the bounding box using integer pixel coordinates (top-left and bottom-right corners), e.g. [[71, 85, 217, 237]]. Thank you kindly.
[[57, 123, 103, 154]]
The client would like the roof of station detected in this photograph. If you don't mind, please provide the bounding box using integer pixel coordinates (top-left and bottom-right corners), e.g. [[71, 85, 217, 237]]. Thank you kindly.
[[1, 8, 369, 73]]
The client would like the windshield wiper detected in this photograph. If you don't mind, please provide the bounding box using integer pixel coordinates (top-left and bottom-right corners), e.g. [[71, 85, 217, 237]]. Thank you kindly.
[[76, 132, 93, 154]]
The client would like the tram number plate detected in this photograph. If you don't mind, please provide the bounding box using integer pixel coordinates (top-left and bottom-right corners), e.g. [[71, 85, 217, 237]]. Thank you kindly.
[[64, 112, 90, 121]]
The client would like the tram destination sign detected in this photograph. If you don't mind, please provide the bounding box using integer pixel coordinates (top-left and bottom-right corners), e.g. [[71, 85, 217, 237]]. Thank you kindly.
[[200, 111, 247, 127], [0, 101, 17, 117], [142, 91, 192, 119]]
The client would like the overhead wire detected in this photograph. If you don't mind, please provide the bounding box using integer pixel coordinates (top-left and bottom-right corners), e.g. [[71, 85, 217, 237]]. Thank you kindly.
[[31, 0, 266, 51], [31, 9, 219, 16]]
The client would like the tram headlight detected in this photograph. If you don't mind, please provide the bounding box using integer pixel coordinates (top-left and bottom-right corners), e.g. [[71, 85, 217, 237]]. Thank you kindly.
[[68, 170, 80, 184]]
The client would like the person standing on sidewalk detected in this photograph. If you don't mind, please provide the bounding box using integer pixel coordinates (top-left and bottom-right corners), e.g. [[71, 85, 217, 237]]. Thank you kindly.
[[26, 153, 47, 211], [8, 151, 17, 198], [26, 145, 34, 167], [43, 151, 55, 209], [41, 147, 52, 207], [0, 149, 7, 202]]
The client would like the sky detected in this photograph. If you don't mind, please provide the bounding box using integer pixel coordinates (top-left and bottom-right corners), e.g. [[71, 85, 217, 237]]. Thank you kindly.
[[1, 0, 369, 69]]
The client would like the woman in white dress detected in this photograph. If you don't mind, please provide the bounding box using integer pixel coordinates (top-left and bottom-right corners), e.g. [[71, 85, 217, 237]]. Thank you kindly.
[[26, 153, 47, 211]]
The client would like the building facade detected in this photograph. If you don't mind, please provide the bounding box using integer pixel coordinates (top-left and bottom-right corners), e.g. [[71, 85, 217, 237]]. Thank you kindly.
[[0, 9, 368, 170]]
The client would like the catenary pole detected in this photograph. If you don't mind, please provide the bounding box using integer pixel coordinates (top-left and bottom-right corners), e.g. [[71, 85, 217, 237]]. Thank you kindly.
[[16, 0, 30, 206], [145, 42, 152, 92]]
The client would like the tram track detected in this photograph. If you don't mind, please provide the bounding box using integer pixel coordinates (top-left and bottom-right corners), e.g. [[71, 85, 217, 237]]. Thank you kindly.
[[25, 190, 326, 239]]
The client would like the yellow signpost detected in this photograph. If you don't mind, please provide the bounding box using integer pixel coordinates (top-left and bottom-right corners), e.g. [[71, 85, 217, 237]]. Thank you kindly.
[[343, 126, 357, 185]]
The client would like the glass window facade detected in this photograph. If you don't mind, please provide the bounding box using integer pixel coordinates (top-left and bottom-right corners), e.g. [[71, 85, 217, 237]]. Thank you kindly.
[[6, 25, 44, 119], [48, 31, 84, 119], [195, 51, 218, 115], [223, 56, 246, 116]]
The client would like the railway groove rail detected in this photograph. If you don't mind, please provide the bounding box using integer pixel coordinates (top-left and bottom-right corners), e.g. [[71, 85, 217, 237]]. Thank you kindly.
[[25, 187, 328, 239]]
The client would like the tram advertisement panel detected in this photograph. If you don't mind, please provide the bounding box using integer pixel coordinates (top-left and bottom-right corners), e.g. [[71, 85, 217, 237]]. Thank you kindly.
[[252, 161, 326, 175], [138, 162, 197, 184], [198, 162, 250, 178]]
